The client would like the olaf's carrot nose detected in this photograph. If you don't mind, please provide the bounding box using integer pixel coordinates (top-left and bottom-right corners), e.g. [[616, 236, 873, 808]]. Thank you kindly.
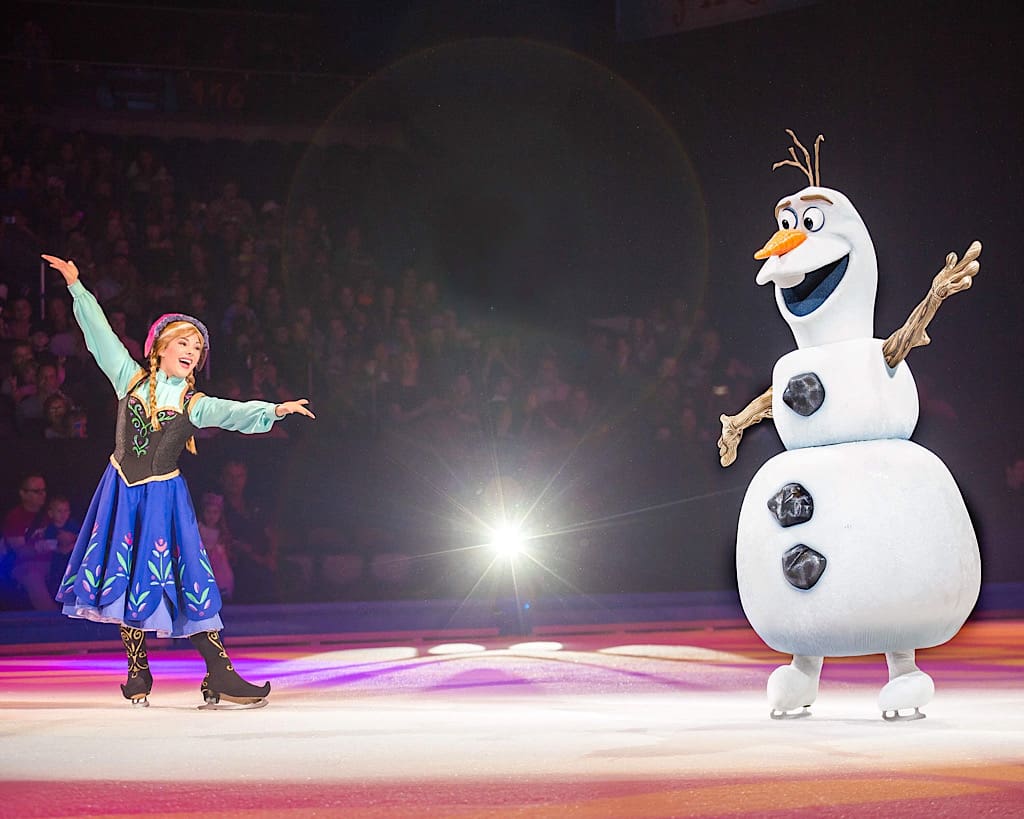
[[754, 229, 806, 260]]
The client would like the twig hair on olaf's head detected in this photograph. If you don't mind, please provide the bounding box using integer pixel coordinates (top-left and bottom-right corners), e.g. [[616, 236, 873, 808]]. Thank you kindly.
[[771, 130, 825, 187]]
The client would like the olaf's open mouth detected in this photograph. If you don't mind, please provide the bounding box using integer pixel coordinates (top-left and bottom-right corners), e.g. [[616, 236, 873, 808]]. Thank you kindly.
[[782, 255, 849, 316]]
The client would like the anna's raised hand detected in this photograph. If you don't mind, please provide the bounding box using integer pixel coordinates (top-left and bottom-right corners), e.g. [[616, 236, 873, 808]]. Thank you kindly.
[[41, 254, 80, 286]]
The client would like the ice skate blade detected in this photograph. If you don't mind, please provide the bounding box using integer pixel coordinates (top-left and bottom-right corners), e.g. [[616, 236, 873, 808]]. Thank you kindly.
[[198, 698, 268, 711], [205, 689, 270, 706], [882, 707, 925, 722], [129, 696, 149, 708], [770, 707, 811, 720]]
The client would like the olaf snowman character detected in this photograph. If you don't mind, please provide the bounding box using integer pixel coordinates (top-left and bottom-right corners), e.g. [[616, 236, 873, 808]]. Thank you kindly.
[[719, 131, 982, 721]]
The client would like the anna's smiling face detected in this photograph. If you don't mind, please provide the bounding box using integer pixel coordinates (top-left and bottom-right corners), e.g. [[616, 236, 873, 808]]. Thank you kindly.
[[156, 323, 204, 379]]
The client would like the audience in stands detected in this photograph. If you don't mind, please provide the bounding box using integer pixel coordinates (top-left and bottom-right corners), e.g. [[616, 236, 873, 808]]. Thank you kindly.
[[0, 115, 749, 608]]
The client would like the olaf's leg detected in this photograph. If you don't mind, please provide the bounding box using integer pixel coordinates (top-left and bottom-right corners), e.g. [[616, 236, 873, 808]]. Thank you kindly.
[[879, 650, 933, 721], [767, 654, 823, 719]]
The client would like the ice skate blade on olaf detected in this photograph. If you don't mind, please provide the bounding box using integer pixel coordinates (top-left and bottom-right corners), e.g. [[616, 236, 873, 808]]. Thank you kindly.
[[767, 659, 821, 720], [718, 131, 982, 720], [879, 669, 934, 722]]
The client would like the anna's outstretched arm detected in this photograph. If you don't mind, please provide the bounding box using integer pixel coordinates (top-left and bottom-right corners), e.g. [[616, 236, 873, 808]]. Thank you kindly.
[[189, 395, 315, 434], [42, 254, 142, 398]]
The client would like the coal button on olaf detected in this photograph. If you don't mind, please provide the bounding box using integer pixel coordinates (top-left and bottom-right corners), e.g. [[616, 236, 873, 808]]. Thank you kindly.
[[782, 544, 826, 590], [767, 482, 813, 527], [783, 372, 825, 416]]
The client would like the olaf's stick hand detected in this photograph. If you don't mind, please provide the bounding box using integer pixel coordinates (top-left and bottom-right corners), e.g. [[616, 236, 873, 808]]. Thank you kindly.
[[718, 415, 742, 468], [931, 241, 981, 300]]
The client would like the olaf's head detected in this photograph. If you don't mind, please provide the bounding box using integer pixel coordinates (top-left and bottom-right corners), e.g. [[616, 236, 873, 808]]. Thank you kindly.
[[753, 132, 877, 348], [754, 185, 877, 348]]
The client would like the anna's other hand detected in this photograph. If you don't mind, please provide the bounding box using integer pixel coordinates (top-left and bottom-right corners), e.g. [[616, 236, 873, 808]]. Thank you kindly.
[[275, 399, 316, 419]]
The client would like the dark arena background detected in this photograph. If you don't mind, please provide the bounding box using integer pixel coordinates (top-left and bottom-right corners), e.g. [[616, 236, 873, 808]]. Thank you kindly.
[[1, 1, 1021, 816]]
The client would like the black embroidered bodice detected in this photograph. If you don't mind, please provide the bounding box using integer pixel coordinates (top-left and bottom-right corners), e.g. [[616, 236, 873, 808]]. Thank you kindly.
[[111, 380, 198, 486]]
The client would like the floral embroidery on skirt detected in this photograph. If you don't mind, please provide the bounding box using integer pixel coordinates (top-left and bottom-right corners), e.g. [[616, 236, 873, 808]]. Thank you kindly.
[[56, 464, 224, 637]]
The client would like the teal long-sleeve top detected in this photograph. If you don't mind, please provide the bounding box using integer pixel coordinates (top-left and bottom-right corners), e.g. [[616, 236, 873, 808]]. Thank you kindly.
[[69, 280, 281, 434]]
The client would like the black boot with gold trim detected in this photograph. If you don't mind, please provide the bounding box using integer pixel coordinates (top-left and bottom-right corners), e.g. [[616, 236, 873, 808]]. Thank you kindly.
[[119, 625, 153, 706], [188, 630, 270, 709]]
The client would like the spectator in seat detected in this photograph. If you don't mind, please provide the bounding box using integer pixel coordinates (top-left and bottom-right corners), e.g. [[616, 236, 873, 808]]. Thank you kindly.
[[219, 460, 278, 603], [197, 493, 235, 602], [2, 473, 52, 610]]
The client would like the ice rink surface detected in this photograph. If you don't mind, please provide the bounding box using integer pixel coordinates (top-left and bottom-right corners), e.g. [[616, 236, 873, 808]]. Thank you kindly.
[[1, 618, 1022, 817]]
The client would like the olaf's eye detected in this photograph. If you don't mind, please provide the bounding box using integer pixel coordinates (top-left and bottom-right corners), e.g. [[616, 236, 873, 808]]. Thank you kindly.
[[802, 206, 825, 232], [777, 207, 798, 231]]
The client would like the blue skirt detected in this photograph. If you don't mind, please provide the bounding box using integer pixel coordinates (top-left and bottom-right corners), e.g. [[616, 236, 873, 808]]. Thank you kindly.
[[56, 462, 224, 638]]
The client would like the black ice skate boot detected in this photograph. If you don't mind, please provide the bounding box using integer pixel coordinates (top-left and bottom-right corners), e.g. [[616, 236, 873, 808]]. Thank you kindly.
[[188, 630, 270, 709], [119, 625, 153, 706]]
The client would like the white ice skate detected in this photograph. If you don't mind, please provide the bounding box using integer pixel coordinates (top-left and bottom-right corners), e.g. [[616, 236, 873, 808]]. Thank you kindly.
[[767, 656, 822, 719], [879, 651, 934, 721]]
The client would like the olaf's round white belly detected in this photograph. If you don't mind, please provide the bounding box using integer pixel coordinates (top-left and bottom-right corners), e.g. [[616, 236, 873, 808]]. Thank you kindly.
[[772, 338, 919, 450], [736, 439, 980, 657]]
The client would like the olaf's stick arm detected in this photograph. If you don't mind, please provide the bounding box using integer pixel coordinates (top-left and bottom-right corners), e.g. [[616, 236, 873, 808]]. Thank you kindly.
[[882, 241, 981, 368], [718, 387, 773, 467]]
